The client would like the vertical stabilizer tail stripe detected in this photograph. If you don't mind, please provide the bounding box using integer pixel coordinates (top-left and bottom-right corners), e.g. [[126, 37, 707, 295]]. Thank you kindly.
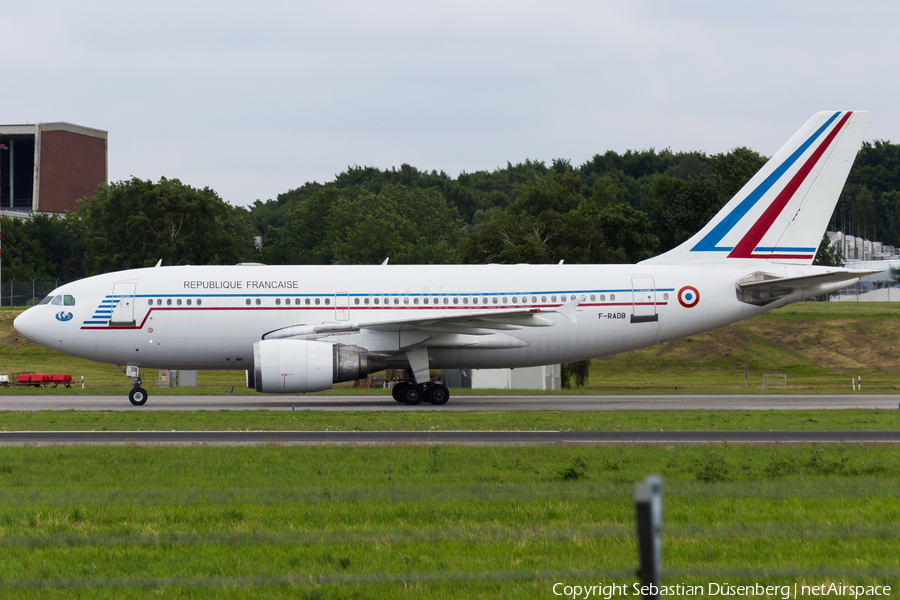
[[691, 111, 842, 252], [728, 111, 852, 259]]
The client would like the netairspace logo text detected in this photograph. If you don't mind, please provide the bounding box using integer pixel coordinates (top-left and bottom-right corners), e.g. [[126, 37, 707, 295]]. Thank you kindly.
[[551, 582, 892, 599]]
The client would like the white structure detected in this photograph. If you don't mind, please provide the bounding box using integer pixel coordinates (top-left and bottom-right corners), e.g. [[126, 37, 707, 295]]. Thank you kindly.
[[470, 365, 561, 390]]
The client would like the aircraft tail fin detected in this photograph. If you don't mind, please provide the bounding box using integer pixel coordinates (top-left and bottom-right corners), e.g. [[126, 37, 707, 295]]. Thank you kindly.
[[643, 111, 872, 265]]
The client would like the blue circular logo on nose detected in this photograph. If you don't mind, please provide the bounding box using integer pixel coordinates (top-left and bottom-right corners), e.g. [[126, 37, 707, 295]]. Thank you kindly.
[[55, 311, 73, 322]]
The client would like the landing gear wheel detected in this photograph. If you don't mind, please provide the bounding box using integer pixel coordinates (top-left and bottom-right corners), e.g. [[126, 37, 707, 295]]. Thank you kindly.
[[129, 387, 148, 406], [392, 381, 411, 403], [427, 384, 450, 405], [401, 384, 423, 405]]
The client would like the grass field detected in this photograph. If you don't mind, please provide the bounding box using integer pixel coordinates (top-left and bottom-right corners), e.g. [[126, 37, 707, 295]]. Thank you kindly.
[[3, 305, 900, 598], [5, 302, 900, 396], [1, 445, 899, 598], [2, 409, 900, 432]]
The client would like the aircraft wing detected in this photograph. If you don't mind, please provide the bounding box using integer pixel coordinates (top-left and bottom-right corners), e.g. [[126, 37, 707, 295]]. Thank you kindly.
[[262, 296, 585, 341], [736, 269, 880, 293]]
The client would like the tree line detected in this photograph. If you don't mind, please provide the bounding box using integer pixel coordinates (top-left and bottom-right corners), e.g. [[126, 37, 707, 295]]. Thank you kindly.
[[4, 141, 900, 281]]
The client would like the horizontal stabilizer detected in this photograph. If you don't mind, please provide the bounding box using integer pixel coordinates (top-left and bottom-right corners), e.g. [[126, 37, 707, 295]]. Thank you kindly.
[[737, 269, 880, 293]]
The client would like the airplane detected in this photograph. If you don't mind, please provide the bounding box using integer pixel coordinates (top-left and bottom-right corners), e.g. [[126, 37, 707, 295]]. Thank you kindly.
[[14, 111, 878, 406]]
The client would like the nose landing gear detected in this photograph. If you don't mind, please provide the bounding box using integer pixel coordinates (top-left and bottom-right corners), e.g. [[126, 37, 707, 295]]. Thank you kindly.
[[120, 365, 149, 406], [129, 385, 148, 406]]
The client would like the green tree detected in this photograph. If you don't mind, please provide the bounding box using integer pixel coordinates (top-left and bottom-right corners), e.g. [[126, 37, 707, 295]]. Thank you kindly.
[[561, 360, 590, 388], [711, 147, 768, 199], [78, 177, 256, 275], [643, 174, 727, 252], [462, 173, 657, 265], [0, 216, 54, 280], [327, 185, 463, 265], [261, 187, 337, 265], [0, 214, 85, 281], [813, 233, 844, 267]]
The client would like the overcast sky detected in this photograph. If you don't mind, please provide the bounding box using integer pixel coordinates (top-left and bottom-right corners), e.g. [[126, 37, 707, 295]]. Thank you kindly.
[[4, 1, 899, 207]]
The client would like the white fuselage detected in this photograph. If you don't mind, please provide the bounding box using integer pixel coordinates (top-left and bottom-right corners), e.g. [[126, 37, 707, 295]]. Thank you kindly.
[[14, 262, 839, 372]]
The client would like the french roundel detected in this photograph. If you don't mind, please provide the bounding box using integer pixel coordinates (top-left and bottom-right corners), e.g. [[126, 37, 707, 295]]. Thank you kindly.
[[677, 286, 700, 308]]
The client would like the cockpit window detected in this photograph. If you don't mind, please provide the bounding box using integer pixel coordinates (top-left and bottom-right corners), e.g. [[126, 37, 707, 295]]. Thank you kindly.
[[39, 296, 54, 305], [64, 295, 75, 306], [51, 296, 63, 306]]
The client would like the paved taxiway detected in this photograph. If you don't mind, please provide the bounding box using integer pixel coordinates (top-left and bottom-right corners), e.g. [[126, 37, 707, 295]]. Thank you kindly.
[[0, 393, 898, 411], [3, 430, 900, 445]]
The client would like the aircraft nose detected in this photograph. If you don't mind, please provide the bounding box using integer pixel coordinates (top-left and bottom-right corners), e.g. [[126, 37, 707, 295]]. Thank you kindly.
[[13, 308, 35, 342]]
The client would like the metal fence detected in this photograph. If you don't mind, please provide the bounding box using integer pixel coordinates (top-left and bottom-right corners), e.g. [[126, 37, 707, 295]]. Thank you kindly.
[[0, 279, 68, 307]]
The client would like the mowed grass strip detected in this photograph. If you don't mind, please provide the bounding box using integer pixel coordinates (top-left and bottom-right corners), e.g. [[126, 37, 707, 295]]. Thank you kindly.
[[2, 408, 900, 432], [0, 445, 898, 599]]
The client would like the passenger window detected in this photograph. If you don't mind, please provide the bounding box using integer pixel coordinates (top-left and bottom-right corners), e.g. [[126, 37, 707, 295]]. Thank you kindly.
[[610, 294, 616, 301], [531, 296, 537, 303], [404, 297, 409, 305], [186, 299, 192, 306], [197, 299, 202, 306], [663, 293, 669, 300], [246, 299, 251, 305], [354, 298, 360, 305], [443, 298, 448, 305], [541, 296, 547, 302], [167, 299, 172, 306], [374, 298, 379, 305], [463, 298, 468, 305], [275, 298, 281, 306], [256, 298, 262, 305], [492, 298, 498, 304], [394, 298, 399, 305], [325, 298, 330, 305], [590, 294, 596, 301], [148, 299, 153, 306], [364, 298, 370, 305], [453, 298, 459, 305], [305, 298, 310, 305], [423, 298, 428, 305], [177, 299, 182, 306], [512, 297, 517, 303], [315, 298, 320, 305], [551, 296, 557, 302], [413, 298, 419, 305], [40, 295, 54, 305]]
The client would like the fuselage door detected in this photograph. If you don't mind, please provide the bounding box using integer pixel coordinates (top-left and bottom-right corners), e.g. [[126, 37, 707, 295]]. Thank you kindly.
[[631, 277, 658, 323], [335, 292, 350, 321], [110, 283, 136, 326]]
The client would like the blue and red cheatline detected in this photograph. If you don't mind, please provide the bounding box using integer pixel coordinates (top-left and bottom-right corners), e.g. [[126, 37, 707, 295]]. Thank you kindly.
[[677, 286, 700, 308]]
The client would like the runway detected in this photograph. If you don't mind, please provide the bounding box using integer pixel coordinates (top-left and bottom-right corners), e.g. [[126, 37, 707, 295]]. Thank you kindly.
[[3, 430, 900, 445], [0, 393, 897, 411]]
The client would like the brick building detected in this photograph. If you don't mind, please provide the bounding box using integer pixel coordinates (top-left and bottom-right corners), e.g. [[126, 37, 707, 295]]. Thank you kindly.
[[0, 122, 107, 214]]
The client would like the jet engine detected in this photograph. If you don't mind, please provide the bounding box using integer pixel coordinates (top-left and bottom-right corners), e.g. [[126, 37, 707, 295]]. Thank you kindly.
[[250, 339, 380, 394]]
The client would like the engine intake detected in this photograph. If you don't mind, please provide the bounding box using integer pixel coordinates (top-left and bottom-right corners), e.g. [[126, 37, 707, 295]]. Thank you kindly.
[[250, 340, 379, 394]]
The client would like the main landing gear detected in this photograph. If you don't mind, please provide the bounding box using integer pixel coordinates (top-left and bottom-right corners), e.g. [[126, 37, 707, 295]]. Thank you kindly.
[[391, 381, 450, 406]]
